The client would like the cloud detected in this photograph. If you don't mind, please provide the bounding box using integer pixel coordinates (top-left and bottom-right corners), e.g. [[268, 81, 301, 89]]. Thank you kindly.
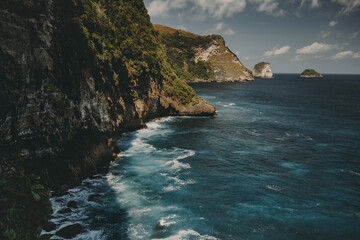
[[195, 0, 247, 19], [310, 0, 321, 8], [350, 31, 360, 39], [320, 30, 331, 38], [296, 42, 337, 54], [147, 0, 188, 18], [147, 0, 247, 19], [249, 0, 285, 16], [332, 0, 360, 15], [264, 46, 291, 57], [208, 22, 236, 36], [299, 0, 321, 9], [291, 55, 303, 62], [224, 28, 236, 35], [331, 50, 360, 59], [329, 20, 338, 27]]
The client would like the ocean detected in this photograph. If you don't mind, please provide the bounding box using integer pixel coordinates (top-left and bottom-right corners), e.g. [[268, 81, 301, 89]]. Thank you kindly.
[[45, 74, 360, 239]]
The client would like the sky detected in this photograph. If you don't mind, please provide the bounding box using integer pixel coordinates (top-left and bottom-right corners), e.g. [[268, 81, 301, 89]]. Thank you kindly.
[[143, 0, 360, 74]]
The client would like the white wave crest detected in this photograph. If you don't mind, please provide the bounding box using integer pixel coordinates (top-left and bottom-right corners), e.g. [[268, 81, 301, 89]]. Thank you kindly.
[[152, 229, 218, 240]]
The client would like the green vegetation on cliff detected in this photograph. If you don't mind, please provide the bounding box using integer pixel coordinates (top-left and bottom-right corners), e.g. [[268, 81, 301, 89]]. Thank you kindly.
[[154, 25, 214, 80], [253, 62, 269, 72], [301, 69, 323, 77], [74, 0, 196, 104], [0, 139, 51, 240], [1, 0, 207, 239]]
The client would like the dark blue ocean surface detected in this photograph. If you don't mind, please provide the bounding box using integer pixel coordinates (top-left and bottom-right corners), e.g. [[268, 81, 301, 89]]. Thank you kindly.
[[46, 74, 360, 239]]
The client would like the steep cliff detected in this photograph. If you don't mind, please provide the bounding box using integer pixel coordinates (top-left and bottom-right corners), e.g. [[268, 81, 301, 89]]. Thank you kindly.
[[154, 24, 254, 82], [252, 62, 273, 78], [0, 0, 215, 238], [300, 69, 323, 78]]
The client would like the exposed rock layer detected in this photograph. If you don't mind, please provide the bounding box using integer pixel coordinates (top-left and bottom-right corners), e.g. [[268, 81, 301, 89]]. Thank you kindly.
[[252, 62, 273, 78], [154, 24, 254, 82]]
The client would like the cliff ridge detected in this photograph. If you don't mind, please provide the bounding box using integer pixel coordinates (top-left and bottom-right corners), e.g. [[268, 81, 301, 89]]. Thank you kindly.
[[154, 24, 254, 82], [0, 0, 215, 238]]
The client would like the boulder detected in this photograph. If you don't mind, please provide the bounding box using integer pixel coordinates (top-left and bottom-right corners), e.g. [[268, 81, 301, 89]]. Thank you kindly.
[[55, 223, 83, 239]]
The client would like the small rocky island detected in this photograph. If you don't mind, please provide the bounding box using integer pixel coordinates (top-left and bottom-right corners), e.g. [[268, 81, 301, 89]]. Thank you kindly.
[[252, 62, 273, 78], [300, 69, 323, 78]]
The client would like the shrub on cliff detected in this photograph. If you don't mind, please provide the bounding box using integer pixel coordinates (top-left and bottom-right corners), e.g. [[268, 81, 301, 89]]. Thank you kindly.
[[157, 30, 214, 80], [0, 140, 52, 240], [73, 0, 197, 105]]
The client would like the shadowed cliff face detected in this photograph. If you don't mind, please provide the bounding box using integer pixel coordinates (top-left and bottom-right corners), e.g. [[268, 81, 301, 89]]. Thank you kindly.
[[0, 0, 215, 190]]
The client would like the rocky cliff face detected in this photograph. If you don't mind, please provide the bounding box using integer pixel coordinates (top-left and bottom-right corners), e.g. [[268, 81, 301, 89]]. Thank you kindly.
[[154, 24, 253, 82], [0, 0, 215, 191], [0, 1, 216, 236], [252, 62, 273, 78]]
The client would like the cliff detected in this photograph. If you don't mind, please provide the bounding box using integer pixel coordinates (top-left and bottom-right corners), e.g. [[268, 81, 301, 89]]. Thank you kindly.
[[0, 0, 215, 238], [153, 24, 254, 82], [252, 62, 273, 78], [301, 69, 323, 78]]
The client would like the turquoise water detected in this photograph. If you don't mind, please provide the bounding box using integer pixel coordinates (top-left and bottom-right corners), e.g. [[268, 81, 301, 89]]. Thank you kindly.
[[47, 74, 360, 239]]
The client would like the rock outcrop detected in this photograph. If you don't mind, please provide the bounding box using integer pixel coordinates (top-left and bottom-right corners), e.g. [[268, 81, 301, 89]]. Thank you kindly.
[[300, 69, 323, 78], [154, 24, 253, 82], [0, 0, 215, 189], [252, 62, 273, 78], [0, 1, 216, 237]]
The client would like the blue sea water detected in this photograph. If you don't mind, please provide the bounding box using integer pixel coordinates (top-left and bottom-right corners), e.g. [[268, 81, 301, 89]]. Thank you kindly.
[[46, 74, 360, 239]]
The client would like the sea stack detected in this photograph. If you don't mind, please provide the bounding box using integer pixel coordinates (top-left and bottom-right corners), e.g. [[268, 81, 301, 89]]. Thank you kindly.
[[300, 69, 323, 78], [252, 62, 273, 78]]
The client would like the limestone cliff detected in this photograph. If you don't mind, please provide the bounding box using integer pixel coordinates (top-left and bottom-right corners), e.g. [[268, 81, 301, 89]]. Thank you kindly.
[[252, 62, 273, 78], [300, 69, 323, 78], [0, 1, 215, 237], [154, 24, 254, 82]]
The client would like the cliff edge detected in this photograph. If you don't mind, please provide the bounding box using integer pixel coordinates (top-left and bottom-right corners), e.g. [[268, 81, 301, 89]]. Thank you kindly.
[[252, 62, 273, 78], [154, 24, 254, 82], [0, 0, 215, 238]]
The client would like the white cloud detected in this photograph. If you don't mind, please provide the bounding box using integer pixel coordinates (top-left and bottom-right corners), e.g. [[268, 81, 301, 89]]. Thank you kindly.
[[350, 31, 360, 39], [147, 0, 188, 18], [147, 0, 247, 19], [331, 50, 360, 59], [320, 30, 331, 38], [329, 20, 338, 27], [224, 28, 236, 35], [296, 42, 337, 54], [291, 55, 303, 62], [310, 0, 321, 8], [195, 0, 247, 19], [208, 22, 236, 36], [332, 0, 360, 15], [250, 0, 285, 17], [299, 0, 321, 9], [264, 46, 291, 57], [215, 22, 225, 31]]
